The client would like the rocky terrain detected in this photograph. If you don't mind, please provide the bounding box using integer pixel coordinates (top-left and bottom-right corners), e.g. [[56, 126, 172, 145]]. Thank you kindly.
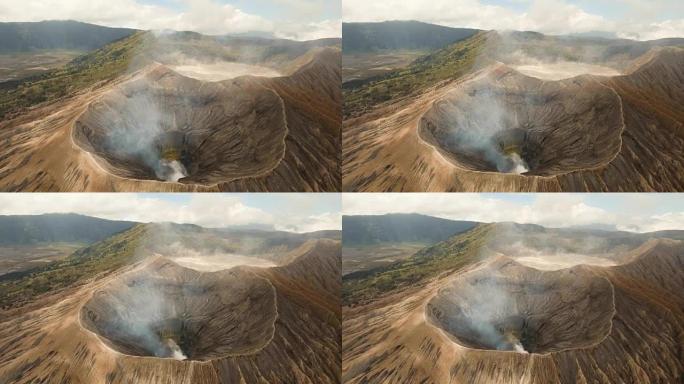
[[343, 28, 684, 191], [0, 28, 341, 191], [0, 221, 342, 383], [343, 221, 684, 383]]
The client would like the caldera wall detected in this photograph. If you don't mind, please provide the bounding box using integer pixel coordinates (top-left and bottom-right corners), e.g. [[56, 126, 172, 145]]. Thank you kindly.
[[73, 65, 287, 185], [427, 259, 614, 354], [418, 67, 624, 176], [80, 259, 277, 361]]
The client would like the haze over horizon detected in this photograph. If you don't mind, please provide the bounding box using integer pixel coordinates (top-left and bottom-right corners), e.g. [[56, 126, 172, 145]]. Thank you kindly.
[[0, 193, 342, 233], [343, 194, 684, 233], [0, 0, 341, 41], [342, 0, 684, 40]]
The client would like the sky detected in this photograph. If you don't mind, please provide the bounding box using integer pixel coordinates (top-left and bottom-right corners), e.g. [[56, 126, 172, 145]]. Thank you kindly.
[[2, 193, 682, 234], [342, 0, 684, 40], [0, 0, 341, 40], [0, 193, 342, 233], [343, 193, 684, 233]]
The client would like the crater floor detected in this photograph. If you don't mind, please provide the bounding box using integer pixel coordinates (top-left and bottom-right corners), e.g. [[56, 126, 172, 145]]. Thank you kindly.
[[73, 65, 287, 185], [427, 258, 615, 354], [80, 259, 277, 361]]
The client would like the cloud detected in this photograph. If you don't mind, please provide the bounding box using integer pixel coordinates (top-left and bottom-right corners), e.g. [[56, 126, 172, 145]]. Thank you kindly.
[[342, 193, 684, 233], [276, 19, 342, 40], [617, 212, 684, 233], [0, 0, 340, 40], [276, 211, 342, 233], [342, 0, 684, 40], [0, 194, 341, 233]]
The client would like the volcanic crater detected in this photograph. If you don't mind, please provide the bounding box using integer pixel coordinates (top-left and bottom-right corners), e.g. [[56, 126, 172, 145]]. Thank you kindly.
[[427, 259, 615, 354], [419, 68, 625, 176], [73, 65, 287, 185], [80, 259, 277, 361]]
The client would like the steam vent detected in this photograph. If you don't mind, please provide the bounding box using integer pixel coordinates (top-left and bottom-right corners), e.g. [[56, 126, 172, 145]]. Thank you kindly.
[[427, 259, 615, 354], [80, 259, 276, 361], [73, 66, 287, 185], [418, 69, 624, 176]]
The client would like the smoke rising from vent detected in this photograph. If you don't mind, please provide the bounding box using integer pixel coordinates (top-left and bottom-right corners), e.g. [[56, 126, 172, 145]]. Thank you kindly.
[[436, 87, 532, 175], [167, 339, 188, 360], [157, 160, 188, 182], [81, 224, 281, 362], [427, 223, 620, 355], [448, 269, 531, 353], [95, 82, 188, 183]]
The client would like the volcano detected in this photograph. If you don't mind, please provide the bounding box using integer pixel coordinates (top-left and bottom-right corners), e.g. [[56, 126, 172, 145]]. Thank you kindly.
[[81, 260, 278, 360], [0, 29, 341, 192], [73, 65, 288, 185], [343, 221, 684, 383], [427, 259, 614, 354], [418, 70, 623, 177], [343, 28, 684, 192], [0, 223, 342, 383]]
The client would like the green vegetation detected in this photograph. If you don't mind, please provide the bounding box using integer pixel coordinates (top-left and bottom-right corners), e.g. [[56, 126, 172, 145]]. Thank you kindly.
[[0, 31, 147, 119], [343, 31, 489, 118], [343, 224, 493, 306], [342, 50, 429, 86], [342, 242, 428, 275], [0, 225, 147, 310]]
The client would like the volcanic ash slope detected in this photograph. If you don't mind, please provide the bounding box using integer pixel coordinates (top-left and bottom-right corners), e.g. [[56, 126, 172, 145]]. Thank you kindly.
[[343, 47, 684, 192], [342, 227, 684, 383], [0, 41, 341, 192], [0, 239, 342, 383]]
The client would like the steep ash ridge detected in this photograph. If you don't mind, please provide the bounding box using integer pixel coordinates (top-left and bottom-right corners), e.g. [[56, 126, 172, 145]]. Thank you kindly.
[[0, 231, 342, 383], [343, 31, 684, 192], [0, 32, 342, 192], [342, 224, 684, 383]]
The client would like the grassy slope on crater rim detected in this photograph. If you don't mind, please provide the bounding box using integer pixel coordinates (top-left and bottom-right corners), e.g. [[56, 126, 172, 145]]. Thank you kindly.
[[0, 224, 147, 311], [0, 31, 147, 120], [342, 224, 492, 306], [343, 31, 489, 118]]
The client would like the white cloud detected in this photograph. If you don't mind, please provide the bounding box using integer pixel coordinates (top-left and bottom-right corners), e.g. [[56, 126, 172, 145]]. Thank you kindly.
[[276, 19, 342, 40], [617, 212, 684, 233], [342, 0, 684, 40], [0, 0, 340, 40], [342, 193, 684, 233], [0, 193, 341, 233], [276, 211, 342, 233]]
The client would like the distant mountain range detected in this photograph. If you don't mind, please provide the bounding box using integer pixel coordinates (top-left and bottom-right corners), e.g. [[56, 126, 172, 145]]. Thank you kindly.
[[0, 213, 136, 245], [342, 213, 478, 246], [342, 21, 479, 52], [0, 20, 137, 53]]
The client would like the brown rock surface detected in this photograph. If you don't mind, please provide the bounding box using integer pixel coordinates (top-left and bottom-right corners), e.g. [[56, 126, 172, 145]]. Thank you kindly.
[[343, 235, 684, 383], [343, 47, 684, 191], [0, 47, 341, 192], [0, 239, 342, 383]]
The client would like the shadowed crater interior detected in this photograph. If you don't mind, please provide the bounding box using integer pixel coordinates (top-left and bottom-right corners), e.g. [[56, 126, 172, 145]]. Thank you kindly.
[[80, 259, 277, 361], [427, 259, 614, 354], [73, 65, 287, 184], [418, 69, 623, 176]]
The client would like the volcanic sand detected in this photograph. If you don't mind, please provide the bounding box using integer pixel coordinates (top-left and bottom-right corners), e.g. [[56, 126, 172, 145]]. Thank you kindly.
[[168, 62, 281, 82], [0, 47, 341, 191], [510, 62, 621, 81], [343, 237, 684, 383], [0, 239, 342, 383], [343, 47, 684, 191]]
